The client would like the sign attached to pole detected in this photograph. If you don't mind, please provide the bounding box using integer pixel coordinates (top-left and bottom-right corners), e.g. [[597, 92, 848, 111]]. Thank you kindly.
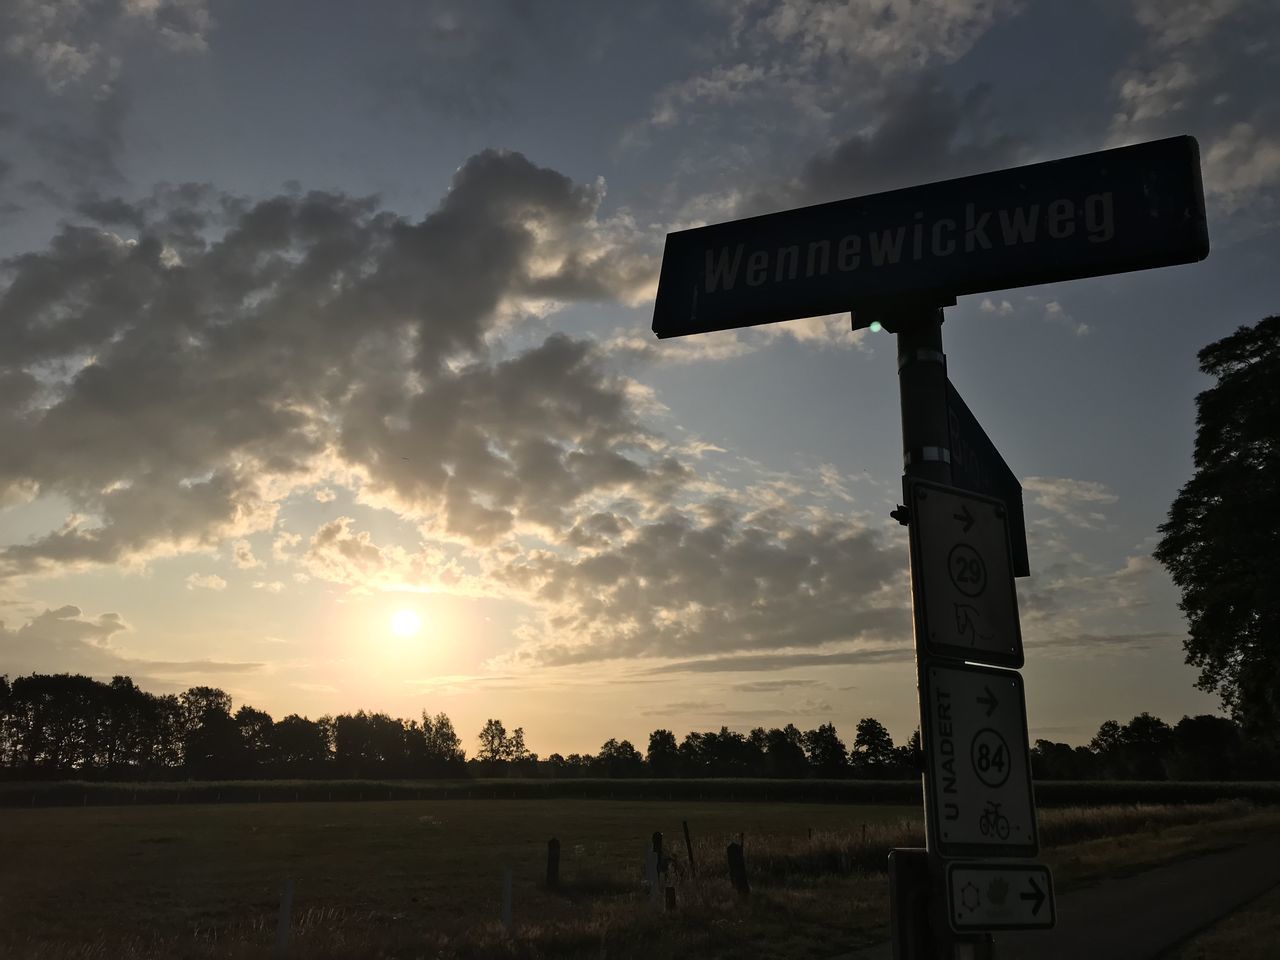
[[652, 136, 1207, 339], [946, 862, 1055, 932], [922, 661, 1037, 859], [907, 478, 1022, 667], [946, 380, 1029, 579]]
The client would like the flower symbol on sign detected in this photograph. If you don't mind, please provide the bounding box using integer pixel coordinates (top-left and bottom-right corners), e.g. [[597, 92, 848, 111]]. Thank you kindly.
[[987, 877, 1009, 906], [960, 881, 981, 911]]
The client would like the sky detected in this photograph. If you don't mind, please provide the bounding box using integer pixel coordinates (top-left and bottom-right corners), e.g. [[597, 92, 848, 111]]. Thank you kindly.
[[1, 0, 1277, 756]]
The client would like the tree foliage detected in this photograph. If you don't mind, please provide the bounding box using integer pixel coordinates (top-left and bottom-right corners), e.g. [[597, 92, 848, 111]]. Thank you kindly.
[[1155, 316, 1280, 740]]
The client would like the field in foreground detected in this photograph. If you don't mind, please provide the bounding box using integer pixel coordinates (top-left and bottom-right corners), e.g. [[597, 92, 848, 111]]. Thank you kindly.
[[1, 798, 1276, 959]]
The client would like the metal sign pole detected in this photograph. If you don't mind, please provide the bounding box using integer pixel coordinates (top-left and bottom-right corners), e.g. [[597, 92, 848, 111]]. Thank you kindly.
[[888, 305, 994, 960]]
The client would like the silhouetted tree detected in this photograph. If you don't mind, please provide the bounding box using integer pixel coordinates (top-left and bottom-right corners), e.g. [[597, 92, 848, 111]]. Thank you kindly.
[[1166, 714, 1242, 781], [235, 706, 274, 770], [420, 711, 465, 773], [852, 717, 896, 772], [803, 723, 847, 777], [1155, 316, 1280, 742], [270, 714, 330, 772], [595, 738, 644, 777], [507, 726, 531, 762], [891, 729, 922, 775], [477, 718, 508, 762], [762, 725, 809, 779], [646, 729, 680, 777]]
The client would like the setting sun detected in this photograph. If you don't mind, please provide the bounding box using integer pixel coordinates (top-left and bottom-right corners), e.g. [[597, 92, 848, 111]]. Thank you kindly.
[[390, 609, 422, 637]]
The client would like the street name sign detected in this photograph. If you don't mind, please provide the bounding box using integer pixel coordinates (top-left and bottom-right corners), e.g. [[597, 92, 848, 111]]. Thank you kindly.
[[907, 478, 1022, 667], [947, 380, 1029, 579], [922, 661, 1037, 859], [652, 135, 1208, 338], [946, 862, 1055, 932]]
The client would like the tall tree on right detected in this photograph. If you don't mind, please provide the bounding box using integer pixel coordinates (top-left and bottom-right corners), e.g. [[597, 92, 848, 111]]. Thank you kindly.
[[1155, 316, 1280, 742]]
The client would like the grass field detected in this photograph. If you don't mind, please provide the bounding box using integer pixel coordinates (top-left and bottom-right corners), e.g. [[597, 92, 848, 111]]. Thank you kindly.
[[1, 796, 1275, 959], [4, 777, 1280, 808]]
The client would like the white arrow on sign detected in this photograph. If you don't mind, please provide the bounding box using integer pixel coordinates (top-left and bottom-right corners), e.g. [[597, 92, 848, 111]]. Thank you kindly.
[[947, 862, 1055, 932]]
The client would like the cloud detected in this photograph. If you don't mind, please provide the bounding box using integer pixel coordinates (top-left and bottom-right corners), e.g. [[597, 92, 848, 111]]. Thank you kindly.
[[1029, 630, 1183, 654], [1023, 476, 1118, 527], [2, 0, 212, 93], [497, 499, 910, 665], [1043, 301, 1089, 337], [648, 0, 1023, 130], [1108, 0, 1280, 212], [643, 645, 912, 675], [0, 151, 657, 578], [732, 678, 823, 693], [0, 603, 261, 679], [231, 539, 260, 569], [184, 572, 226, 591], [782, 75, 1029, 208]]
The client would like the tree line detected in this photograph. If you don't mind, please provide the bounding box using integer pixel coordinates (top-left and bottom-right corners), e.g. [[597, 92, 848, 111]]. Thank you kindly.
[[2, 672, 1275, 782], [0, 673, 465, 781]]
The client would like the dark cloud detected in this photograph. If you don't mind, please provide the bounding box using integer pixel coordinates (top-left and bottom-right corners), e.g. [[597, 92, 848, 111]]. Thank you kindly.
[[745, 74, 1029, 215]]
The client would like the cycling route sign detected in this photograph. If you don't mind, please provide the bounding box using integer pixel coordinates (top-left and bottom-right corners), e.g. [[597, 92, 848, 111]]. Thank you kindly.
[[906, 477, 1023, 668], [946, 861, 1056, 932], [922, 661, 1038, 859]]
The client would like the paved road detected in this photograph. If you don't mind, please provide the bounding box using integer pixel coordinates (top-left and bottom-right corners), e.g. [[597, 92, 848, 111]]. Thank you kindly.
[[842, 840, 1280, 960]]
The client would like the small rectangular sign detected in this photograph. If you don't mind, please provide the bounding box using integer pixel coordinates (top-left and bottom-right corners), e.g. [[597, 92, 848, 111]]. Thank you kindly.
[[652, 136, 1208, 339], [907, 478, 1022, 667], [922, 661, 1038, 859], [947, 862, 1055, 932], [946, 380, 1029, 579]]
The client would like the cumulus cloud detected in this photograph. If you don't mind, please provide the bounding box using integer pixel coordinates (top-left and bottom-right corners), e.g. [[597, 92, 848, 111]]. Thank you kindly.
[[0, 602, 260, 678], [497, 499, 910, 665], [0, 150, 657, 578]]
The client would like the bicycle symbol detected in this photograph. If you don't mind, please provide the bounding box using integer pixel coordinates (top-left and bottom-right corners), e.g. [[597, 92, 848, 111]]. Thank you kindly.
[[978, 800, 1010, 840]]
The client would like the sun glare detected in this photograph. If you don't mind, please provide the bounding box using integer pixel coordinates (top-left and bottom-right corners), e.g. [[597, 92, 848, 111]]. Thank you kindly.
[[390, 608, 422, 637]]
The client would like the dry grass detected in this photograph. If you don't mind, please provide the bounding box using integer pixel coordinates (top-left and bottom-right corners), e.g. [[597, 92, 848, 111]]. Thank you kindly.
[[0, 798, 1268, 959], [1165, 881, 1280, 960]]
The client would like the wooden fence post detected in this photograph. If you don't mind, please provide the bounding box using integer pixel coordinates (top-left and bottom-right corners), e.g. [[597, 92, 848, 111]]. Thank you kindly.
[[726, 842, 750, 899], [273, 878, 294, 959], [546, 837, 560, 890], [682, 820, 696, 877]]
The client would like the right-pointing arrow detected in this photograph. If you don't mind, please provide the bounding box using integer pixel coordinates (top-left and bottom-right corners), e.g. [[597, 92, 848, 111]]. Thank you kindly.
[[1020, 876, 1045, 916], [976, 685, 999, 717]]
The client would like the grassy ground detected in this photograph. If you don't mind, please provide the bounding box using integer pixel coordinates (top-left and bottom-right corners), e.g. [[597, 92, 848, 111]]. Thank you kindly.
[[0, 798, 1273, 959], [1165, 881, 1280, 960]]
